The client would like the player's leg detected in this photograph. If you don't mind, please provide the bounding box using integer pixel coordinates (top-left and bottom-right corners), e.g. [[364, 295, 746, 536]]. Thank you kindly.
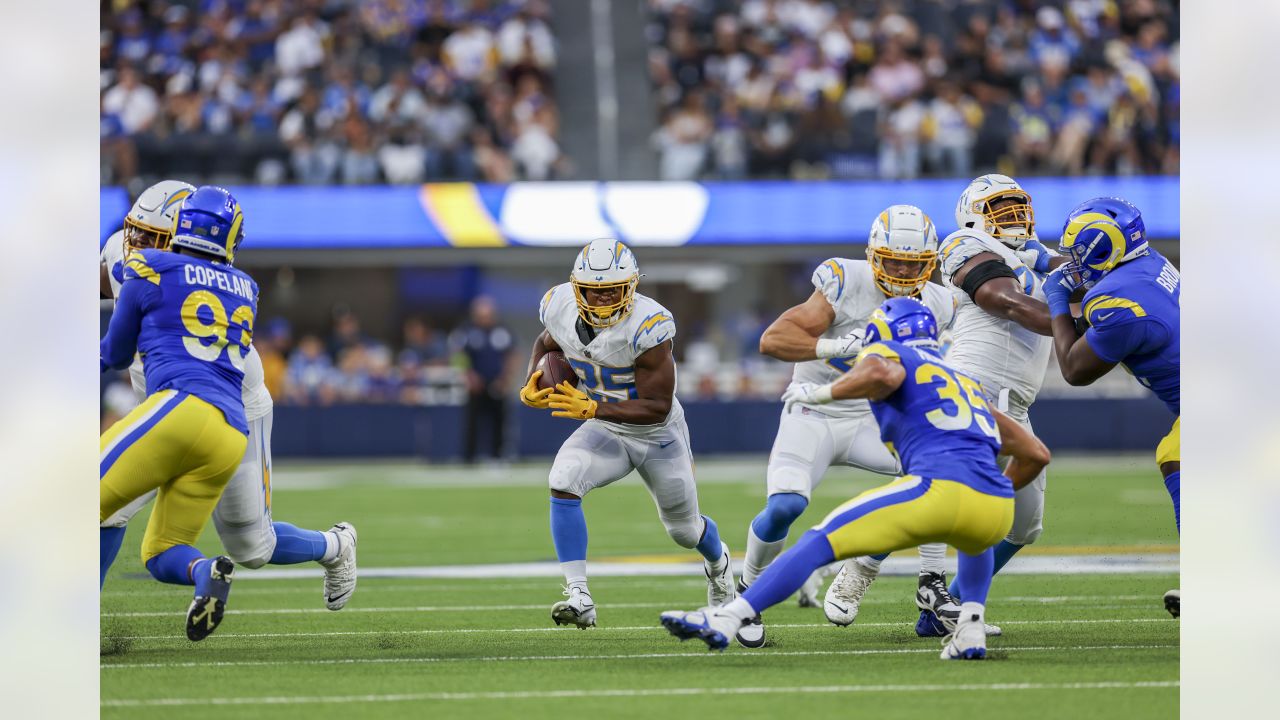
[[940, 490, 1015, 659], [99, 490, 155, 588], [1157, 417, 1180, 617], [546, 421, 633, 628], [632, 418, 734, 608]]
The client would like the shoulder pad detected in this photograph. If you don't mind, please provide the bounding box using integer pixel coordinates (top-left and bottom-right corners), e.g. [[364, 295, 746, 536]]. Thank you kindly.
[[631, 305, 676, 353], [939, 233, 999, 282], [857, 341, 902, 363], [122, 252, 162, 285], [812, 258, 849, 305], [539, 284, 567, 326], [1083, 293, 1148, 327]]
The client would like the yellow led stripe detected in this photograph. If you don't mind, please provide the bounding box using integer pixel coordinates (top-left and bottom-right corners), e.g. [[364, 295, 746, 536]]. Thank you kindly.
[[419, 183, 506, 248]]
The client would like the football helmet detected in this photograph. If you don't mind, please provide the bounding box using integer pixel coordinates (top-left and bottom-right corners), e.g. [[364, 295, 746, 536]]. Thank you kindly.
[[570, 238, 640, 328], [864, 296, 939, 349], [123, 179, 195, 256], [171, 186, 245, 263], [866, 205, 939, 298], [955, 174, 1035, 249], [1058, 196, 1148, 289]]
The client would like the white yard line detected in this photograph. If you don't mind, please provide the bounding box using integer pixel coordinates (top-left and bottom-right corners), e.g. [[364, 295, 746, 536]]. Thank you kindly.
[[101, 680, 1178, 707], [112, 617, 1174, 642], [101, 644, 1178, 670]]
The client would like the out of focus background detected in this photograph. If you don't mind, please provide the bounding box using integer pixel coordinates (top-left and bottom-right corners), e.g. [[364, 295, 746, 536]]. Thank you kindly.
[[99, 0, 1179, 461]]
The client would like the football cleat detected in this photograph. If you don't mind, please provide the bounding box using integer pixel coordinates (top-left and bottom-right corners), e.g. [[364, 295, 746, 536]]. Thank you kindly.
[[705, 542, 736, 607], [824, 561, 878, 626], [321, 522, 358, 610], [734, 580, 766, 649], [1163, 588, 1180, 618], [551, 586, 597, 629], [659, 608, 740, 651], [916, 609, 1002, 637], [186, 556, 234, 642], [940, 607, 989, 660], [797, 569, 824, 608]]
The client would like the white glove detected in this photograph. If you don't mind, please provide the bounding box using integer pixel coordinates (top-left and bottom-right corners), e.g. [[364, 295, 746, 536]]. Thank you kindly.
[[781, 382, 834, 412], [814, 328, 865, 359]]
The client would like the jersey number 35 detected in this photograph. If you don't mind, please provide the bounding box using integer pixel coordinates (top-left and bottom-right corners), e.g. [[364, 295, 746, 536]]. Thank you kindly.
[[916, 363, 999, 439]]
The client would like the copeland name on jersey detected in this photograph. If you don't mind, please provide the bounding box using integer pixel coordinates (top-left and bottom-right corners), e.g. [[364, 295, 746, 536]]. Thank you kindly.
[[1082, 250, 1180, 414], [540, 282, 681, 436], [939, 231, 1051, 412], [859, 340, 1010, 498], [102, 231, 273, 421], [104, 248, 259, 434], [790, 258, 955, 418]]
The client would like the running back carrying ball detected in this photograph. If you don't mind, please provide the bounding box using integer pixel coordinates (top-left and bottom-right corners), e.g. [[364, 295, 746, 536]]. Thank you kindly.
[[535, 351, 577, 391]]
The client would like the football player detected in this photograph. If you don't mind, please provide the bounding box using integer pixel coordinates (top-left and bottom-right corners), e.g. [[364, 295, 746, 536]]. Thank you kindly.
[[520, 239, 735, 628], [836, 175, 1061, 637], [100, 186, 260, 640], [743, 205, 956, 646], [661, 297, 1051, 658], [1042, 197, 1180, 617], [99, 180, 357, 612]]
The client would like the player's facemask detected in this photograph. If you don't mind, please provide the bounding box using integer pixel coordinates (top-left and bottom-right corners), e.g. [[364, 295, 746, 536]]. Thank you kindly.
[[981, 191, 1035, 244], [571, 277, 638, 329], [123, 216, 174, 258], [869, 247, 937, 298]]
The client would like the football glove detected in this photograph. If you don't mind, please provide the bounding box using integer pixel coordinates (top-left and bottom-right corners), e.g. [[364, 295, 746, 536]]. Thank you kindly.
[[548, 381, 598, 420], [781, 382, 834, 412], [815, 328, 865, 359], [519, 370, 554, 409], [1042, 267, 1079, 318], [1014, 237, 1058, 274]]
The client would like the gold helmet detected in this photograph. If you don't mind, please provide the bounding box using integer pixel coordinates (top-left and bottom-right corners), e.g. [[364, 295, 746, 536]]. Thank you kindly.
[[866, 205, 939, 298], [570, 239, 640, 328]]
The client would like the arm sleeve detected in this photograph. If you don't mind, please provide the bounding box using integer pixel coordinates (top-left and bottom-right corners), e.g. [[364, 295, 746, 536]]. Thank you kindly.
[[100, 278, 159, 370]]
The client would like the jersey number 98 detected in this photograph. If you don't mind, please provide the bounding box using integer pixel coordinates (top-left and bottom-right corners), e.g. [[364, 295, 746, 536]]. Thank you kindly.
[[915, 363, 998, 439], [180, 290, 254, 371]]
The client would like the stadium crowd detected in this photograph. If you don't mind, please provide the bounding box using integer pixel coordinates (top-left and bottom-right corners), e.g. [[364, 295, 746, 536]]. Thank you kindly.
[[646, 0, 1179, 180], [101, 0, 565, 191]]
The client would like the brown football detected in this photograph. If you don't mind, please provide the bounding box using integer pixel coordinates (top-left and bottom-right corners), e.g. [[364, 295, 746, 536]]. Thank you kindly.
[[535, 351, 578, 391]]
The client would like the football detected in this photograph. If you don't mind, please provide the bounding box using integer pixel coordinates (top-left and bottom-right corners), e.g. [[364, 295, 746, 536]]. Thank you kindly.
[[535, 351, 578, 391]]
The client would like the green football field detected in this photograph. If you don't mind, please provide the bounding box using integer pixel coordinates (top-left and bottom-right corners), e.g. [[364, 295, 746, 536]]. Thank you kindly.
[[100, 456, 1179, 718]]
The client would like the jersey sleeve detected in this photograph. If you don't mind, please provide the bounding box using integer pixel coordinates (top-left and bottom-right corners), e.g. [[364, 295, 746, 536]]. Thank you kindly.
[[538, 285, 562, 327], [1081, 294, 1170, 363], [122, 251, 163, 286], [631, 307, 677, 354], [101, 275, 160, 370], [856, 341, 902, 364], [938, 233, 992, 283], [811, 258, 849, 307]]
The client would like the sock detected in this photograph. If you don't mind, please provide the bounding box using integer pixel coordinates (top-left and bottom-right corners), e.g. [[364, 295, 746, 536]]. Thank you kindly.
[[100, 526, 127, 588], [268, 522, 330, 565], [695, 515, 725, 565], [719, 596, 758, 624], [949, 540, 1022, 601], [960, 600, 986, 624], [918, 543, 947, 575], [741, 529, 836, 615], [742, 527, 785, 586], [1163, 471, 1180, 532], [953, 547, 995, 606], [144, 544, 204, 586], [550, 497, 589, 584], [857, 553, 888, 573]]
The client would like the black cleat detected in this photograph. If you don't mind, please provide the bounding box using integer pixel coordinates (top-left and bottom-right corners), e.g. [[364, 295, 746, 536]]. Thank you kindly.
[[186, 556, 234, 642]]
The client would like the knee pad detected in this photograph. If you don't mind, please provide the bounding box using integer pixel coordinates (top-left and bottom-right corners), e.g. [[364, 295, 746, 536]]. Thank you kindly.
[[220, 526, 276, 569], [664, 516, 703, 549], [1006, 523, 1042, 546], [752, 492, 810, 543], [548, 449, 590, 497]]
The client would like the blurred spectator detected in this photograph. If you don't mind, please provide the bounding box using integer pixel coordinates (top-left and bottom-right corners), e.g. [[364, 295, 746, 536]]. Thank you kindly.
[[102, 66, 159, 135], [450, 296, 517, 464], [654, 91, 713, 180], [258, 317, 293, 400], [286, 334, 338, 405], [923, 82, 980, 177]]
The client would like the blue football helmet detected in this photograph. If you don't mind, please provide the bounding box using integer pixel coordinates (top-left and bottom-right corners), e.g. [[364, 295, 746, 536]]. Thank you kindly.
[[1057, 197, 1147, 288], [171, 186, 245, 263], [865, 296, 939, 348]]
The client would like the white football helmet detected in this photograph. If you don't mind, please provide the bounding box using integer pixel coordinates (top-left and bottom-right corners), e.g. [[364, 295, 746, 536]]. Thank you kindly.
[[955, 174, 1035, 249], [570, 238, 640, 328], [866, 205, 939, 298], [123, 179, 196, 256]]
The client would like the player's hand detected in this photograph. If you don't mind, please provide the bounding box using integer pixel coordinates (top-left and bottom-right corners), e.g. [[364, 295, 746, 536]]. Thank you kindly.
[[519, 370, 554, 409], [781, 382, 834, 412], [1042, 267, 1079, 318], [1015, 238, 1058, 274], [815, 328, 865, 359], [548, 381, 598, 420]]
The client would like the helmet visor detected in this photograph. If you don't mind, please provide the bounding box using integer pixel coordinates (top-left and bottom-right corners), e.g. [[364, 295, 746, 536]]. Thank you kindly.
[[868, 246, 937, 297], [571, 277, 638, 328], [983, 191, 1035, 241], [123, 216, 174, 256]]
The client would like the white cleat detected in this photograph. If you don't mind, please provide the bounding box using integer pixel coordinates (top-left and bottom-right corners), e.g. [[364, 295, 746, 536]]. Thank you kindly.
[[941, 606, 989, 660], [824, 560, 878, 626], [551, 586, 597, 629], [321, 522, 357, 610], [705, 542, 736, 607], [660, 607, 740, 651]]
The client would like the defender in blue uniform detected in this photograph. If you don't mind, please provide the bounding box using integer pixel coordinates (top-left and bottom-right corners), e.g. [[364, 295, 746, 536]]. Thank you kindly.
[[1042, 196, 1180, 616], [99, 186, 258, 641], [660, 298, 1050, 659]]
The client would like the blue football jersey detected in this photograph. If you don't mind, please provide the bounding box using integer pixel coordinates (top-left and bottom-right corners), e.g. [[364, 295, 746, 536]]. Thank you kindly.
[[101, 249, 258, 434], [1081, 250, 1180, 415], [858, 340, 1011, 498]]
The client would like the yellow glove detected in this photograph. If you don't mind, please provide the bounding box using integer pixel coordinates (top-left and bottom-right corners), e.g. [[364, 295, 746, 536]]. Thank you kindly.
[[547, 380, 598, 420], [519, 370, 554, 409]]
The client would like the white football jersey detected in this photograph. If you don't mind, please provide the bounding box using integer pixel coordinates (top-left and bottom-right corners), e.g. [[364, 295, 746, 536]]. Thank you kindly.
[[788, 258, 956, 418], [101, 231, 273, 421], [539, 283, 682, 437], [939, 231, 1051, 413]]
